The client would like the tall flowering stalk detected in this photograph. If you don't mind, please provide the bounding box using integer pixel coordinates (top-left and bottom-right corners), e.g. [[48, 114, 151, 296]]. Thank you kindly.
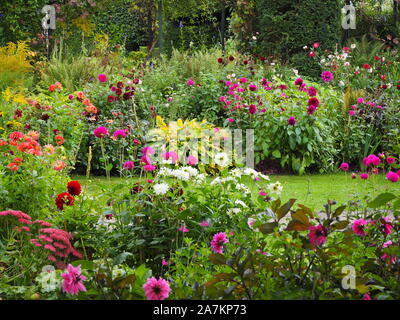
[[94, 127, 110, 180]]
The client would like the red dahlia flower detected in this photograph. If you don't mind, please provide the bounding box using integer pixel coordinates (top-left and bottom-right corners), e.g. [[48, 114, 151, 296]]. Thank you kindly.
[[67, 181, 82, 196], [55, 192, 75, 210]]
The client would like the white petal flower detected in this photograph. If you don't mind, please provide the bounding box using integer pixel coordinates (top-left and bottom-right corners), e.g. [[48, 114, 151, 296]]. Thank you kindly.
[[154, 182, 169, 195], [214, 152, 229, 167]]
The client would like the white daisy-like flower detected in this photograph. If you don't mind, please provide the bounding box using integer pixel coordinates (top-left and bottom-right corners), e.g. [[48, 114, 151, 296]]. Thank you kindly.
[[154, 182, 169, 195], [351, 43, 356, 49], [172, 169, 190, 181], [267, 182, 283, 194], [194, 173, 206, 184], [112, 266, 127, 280], [339, 81, 345, 87], [214, 152, 229, 167], [181, 166, 198, 177], [210, 177, 223, 185]]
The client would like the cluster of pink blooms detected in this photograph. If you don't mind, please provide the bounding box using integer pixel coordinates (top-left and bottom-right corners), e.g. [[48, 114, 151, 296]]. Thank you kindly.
[[210, 232, 229, 254], [349, 98, 383, 117], [218, 74, 321, 125], [340, 153, 399, 182], [0, 210, 82, 268]]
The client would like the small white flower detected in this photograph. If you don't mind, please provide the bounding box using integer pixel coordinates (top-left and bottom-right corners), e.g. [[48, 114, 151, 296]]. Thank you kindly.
[[303, 46, 308, 50], [267, 182, 283, 194], [214, 152, 229, 167], [154, 182, 169, 195], [339, 80, 345, 87], [351, 43, 356, 49], [35, 266, 62, 293], [236, 183, 250, 194], [320, 59, 326, 64], [252, 36, 257, 40], [344, 62, 350, 67]]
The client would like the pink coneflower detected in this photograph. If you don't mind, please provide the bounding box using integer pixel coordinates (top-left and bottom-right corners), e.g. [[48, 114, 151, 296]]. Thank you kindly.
[[307, 224, 328, 246], [259, 190, 267, 196], [360, 173, 369, 180], [113, 129, 127, 139], [98, 74, 108, 82], [340, 162, 349, 171], [363, 154, 380, 167], [123, 161, 134, 171], [199, 220, 209, 227], [352, 219, 368, 236], [239, 77, 247, 83], [321, 71, 333, 82], [140, 155, 152, 165], [210, 232, 229, 254], [287, 117, 296, 126], [162, 259, 169, 266], [93, 126, 108, 138], [357, 97, 365, 104], [143, 277, 171, 300], [187, 155, 198, 166], [61, 264, 87, 296], [349, 110, 356, 116], [387, 171, 399, 183], [178, 225, 188, 233], [187, 79, 194, 86]]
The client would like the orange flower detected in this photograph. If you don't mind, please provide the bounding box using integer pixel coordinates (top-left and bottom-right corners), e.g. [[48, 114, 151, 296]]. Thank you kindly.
[[53, 160, 66, 171], [83, 98, 91, 106], [13, 157, 23, 164], [76, 91, 85, 99]]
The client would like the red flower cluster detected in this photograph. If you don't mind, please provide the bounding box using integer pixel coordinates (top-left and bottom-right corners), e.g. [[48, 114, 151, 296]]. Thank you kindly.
[[55, 181, 82, 210]]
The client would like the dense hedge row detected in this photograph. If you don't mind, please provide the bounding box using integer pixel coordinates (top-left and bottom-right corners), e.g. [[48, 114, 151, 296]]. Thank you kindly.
[[255, 0, 342, 77]]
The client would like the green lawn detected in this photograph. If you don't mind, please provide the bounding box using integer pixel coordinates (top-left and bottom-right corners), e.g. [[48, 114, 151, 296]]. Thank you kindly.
[[72, 173, 400, 211]]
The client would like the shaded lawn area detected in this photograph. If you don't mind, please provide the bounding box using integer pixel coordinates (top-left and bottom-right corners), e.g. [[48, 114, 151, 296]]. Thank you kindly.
[[72, 173, 400, 211]]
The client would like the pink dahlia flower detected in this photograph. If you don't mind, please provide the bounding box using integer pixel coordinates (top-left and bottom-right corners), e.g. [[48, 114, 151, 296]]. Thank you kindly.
[[307, 224, 328, 247], [123, 161, 134, 171], [210, 232, 229, 254], [352, 219, 368, 236], [340, 162, 349, 171], [61, 264, 87, 296], [387, 171, 399, 183], [143, 277, 171, 300], [93, 126, 108, 138]]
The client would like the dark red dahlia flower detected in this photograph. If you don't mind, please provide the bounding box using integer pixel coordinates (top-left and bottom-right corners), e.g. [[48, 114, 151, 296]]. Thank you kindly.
[[67, 181, 81, 196], [55, 192, 74, 210]]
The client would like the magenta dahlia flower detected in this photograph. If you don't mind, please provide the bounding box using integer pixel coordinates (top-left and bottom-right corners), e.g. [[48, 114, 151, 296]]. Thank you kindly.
[[287, 117, 297, 126], [98, 74, 108, 82], [123, 161, 134, 171], [93, 126, 108, 138], [61, 264, 87, 296], [387, 171, 399, 183], [352, 219, 368, 236], [321, 71, 333, 82], [307, 224, 328, 246], [143, 277, 171, 300], [113, 129, 127, 139], [210, 232, 229, 254], [340, 162, 349, 171]]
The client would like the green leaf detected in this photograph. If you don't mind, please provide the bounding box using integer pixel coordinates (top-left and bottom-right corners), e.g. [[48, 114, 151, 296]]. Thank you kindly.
[[71, 260, 95, 270], [113, 252, 133, 265], [367, 193, 396, 208], [272, 150, 281, 158]]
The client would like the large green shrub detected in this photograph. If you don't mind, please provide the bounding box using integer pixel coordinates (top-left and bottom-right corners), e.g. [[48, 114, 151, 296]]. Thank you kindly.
[[256, 0, 342, 77]]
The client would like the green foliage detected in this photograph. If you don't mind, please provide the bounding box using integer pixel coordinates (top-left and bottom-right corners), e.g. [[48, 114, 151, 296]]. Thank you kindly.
[[256, 0, 342, 77]]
